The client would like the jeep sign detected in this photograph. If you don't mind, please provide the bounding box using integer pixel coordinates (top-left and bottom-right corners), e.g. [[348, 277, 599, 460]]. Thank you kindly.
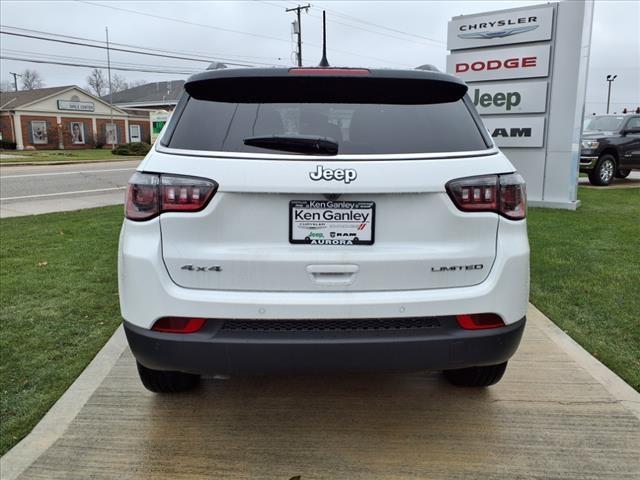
[[482, 116, 545, 148], [448, 5, 554, 50], [470, 81, 548, 115], [446, 44, 551, 82]]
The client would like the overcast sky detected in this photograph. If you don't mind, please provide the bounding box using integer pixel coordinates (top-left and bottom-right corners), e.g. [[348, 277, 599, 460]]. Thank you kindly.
[[1, 0, 638, 113]]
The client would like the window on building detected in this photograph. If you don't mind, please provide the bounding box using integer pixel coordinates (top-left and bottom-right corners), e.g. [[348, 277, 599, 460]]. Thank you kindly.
[[129, 124, 141, 142], [31, 121, 48, 144], [105, 124, 117, 145], [70, 122, 85, 144]]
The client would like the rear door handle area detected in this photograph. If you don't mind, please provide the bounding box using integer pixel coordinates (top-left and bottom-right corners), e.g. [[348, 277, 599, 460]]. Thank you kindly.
[[306, 264, 359, 286]]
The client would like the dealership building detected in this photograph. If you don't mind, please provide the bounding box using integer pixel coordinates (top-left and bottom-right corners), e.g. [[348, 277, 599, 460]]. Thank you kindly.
[[0, 85, 151, 150]]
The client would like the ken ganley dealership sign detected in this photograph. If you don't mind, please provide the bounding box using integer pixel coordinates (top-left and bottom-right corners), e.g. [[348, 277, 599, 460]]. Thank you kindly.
[[447, 2, 594, 209]]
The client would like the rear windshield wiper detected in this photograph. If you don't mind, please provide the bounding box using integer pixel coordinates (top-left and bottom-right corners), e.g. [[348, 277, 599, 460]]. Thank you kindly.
[[243, 135, 338, 155]]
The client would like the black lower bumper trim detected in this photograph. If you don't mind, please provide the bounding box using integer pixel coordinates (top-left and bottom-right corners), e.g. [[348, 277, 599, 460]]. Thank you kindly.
[[124, 316, 526, 375]]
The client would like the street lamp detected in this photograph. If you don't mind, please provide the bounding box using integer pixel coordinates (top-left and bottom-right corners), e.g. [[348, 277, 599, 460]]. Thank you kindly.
[[606, 74, 617, 114]]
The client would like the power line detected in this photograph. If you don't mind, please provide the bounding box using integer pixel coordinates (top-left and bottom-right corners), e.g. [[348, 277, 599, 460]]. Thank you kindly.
[[1, 24, 288, 64], [1, 49, 202, 74], [0, 55, 201, 75], [0, 31, 263, 67], [76, 0, 409, 66], [305, 10, 440, 48], [312, 2, 446, 45], [262, 0, 445, 46], [76, 0, 293, 44]]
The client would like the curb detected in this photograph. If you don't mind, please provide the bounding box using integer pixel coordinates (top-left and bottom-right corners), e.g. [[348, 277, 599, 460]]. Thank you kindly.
[[0, 326, 128, 480], [0, 158, 143, 167], [528, 304, 640, 420]]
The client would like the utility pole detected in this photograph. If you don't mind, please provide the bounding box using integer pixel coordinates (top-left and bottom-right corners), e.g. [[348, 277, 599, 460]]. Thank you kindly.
[[105, 26, 115, 149], [606, 74, 617, 114], [9, 72, 22, 91], [286, 4, 310, 66]]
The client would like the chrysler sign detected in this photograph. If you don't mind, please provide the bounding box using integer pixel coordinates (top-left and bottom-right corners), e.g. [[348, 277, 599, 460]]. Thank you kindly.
[[483, 116, 545, 148], [446, 44, 551, 82], [470, 81, 548, 115], [448, 5, 554, 50]]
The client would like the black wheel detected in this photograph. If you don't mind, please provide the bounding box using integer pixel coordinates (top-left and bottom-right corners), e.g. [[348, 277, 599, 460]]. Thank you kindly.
[[443, 361, 508, 387], [136, 361, 200, 393], [615, 168, 631, 179], [588, 154, 616, 186]]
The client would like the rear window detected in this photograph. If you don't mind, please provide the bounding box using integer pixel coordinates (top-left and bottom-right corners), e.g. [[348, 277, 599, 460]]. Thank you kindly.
[[165, 98, 490, 155]]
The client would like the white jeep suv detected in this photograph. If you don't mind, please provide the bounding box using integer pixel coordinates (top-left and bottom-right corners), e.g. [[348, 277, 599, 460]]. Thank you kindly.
[[119, 67, 529, 393]]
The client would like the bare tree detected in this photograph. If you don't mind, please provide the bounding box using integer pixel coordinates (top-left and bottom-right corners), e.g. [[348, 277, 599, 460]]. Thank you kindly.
[[0, 80, 15, 92], [111, 73, 129, 93], [86, 68, 107, 97], [20, 69, 45, 90]]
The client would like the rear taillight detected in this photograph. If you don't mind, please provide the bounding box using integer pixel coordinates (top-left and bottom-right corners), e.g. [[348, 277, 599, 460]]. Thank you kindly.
[[456, 314, 505, 330], [125, 173, 218, 221], [446, 173, 526, 220], [151, 317, 207, 333]]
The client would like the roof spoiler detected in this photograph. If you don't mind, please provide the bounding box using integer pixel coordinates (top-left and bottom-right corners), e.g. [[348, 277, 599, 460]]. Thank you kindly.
[[184, 68, 468, 105]]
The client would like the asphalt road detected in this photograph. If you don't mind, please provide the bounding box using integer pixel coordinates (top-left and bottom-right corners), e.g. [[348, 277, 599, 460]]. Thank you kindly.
[[0, 160, 140, 218]]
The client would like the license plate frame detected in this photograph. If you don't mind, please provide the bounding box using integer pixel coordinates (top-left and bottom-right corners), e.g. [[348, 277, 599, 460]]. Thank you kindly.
[[289, 200, 375, 245]]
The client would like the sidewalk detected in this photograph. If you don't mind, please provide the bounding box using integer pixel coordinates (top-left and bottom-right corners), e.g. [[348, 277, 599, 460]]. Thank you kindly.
[[2, 305, 639, 480]]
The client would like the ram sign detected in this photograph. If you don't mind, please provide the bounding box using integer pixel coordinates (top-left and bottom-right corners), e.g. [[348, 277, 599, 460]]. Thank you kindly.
[[483, 116, 546, 148], [470, 81, 548, 115], [447, 5, 554, 50], [446, 44, 551, 82]]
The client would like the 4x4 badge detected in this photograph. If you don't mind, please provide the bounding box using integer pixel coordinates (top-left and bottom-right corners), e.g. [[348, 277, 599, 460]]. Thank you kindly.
[[309, 165, 357, 184]]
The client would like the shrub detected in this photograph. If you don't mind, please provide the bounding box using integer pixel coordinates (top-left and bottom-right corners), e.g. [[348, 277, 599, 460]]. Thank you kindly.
[[112, 142, 151, 156], [0, 140, 17, 150]]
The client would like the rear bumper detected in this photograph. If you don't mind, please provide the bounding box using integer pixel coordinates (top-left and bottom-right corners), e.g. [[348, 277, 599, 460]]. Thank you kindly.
[[124, 316, 526, 375], [118, 217, 530, 329]]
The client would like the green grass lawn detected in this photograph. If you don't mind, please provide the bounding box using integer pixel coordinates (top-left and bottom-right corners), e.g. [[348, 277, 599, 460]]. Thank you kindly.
[[0, 206, 122, 455], [528, 187, 640, 390], [0, 149, 143, 164], [0, 187, 638, 455]]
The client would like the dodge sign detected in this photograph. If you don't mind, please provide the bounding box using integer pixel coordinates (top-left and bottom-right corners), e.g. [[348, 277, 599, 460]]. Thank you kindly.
[[446, 44, 551, 82]]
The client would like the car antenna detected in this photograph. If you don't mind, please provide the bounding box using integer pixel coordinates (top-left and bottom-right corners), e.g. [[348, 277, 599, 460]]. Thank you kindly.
[[319, 11, 330, 67]]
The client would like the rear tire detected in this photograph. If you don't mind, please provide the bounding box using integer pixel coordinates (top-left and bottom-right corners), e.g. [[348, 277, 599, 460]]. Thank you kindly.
[[588, 154, 616, 186], [443, 361, 508, 387], [136, 361, 200, 393], [615, 168, 631, 179]]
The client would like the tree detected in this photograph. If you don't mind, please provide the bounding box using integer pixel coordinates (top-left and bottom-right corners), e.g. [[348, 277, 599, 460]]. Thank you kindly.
[[111, 73, 129, 93], [21, 69, 44, 90], [0, 80, 15, 92], [86, 68, 107, 97]]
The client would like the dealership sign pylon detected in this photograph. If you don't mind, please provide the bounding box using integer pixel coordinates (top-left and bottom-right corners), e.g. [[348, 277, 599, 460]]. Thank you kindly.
[[447, 1, 594, 209]]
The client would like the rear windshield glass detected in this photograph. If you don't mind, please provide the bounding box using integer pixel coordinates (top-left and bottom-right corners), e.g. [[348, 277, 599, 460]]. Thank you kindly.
[[166, 98, 490, 154]]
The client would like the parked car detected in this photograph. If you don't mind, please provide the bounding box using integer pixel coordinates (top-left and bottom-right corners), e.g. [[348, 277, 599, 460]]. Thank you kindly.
[[119, 67, 529, 393], [580, 114, 640, 185]]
